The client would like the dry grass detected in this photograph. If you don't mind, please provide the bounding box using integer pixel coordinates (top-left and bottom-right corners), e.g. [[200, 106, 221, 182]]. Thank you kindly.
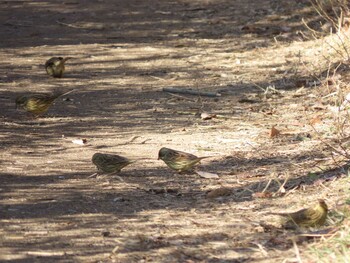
[[296, 0, 350, 260], [305, 194, 350, 262]]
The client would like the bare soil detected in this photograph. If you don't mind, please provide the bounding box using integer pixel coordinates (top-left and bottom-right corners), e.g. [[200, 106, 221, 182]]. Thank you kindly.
[[1, 0, 349, 262]]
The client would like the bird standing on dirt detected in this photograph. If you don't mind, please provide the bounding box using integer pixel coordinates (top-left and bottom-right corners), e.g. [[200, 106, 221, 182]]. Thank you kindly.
[[92, 153, 136, 174], [158, 147, 211, 173], [15, 90, 74, 116], [45, 57, 72, 78], [269, 199, 328, 228]]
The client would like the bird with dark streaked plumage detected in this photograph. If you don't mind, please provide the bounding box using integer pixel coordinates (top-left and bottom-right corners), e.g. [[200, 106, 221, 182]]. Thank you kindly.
[[45, 57, 72, 78], [270, 199, 328, 228], [158, 147, 211, 173], [15, 90, 74, 116], [92, 153, 136, 174]]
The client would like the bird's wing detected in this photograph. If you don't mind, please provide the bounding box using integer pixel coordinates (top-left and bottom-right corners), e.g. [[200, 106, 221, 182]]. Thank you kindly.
[[45, 57, 59, 67], [173, 151, 198, 161], [289, 208, 312, 222]]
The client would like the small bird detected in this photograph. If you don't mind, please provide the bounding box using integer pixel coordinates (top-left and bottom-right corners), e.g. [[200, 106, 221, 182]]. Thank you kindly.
[[269, 199, 328, 228], [15, 90, 74, 116], [92, 153, 136, 174], [158, 147, 211, 173], [45, 57, 72, 78]]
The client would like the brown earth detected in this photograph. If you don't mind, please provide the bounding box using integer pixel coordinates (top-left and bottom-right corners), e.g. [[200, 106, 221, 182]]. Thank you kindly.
[[1, 0, 349, 262]]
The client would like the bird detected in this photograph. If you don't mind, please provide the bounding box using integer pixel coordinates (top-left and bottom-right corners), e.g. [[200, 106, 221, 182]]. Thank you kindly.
[[269, 199, 328, 228], [15, 89, 74, 116], [158, 147, 211, 173], [45, 57, 72, 78], [92, 153, 136, 174]]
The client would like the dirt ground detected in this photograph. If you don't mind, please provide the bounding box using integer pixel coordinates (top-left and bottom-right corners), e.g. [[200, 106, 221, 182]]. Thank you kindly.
[[1, 0, 349, 262]]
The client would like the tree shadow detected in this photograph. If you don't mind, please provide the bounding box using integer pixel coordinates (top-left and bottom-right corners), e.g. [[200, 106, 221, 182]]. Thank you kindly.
[[1, 154, 344, 261], [0, 0, 340, 262], [0, 0, 319, 49]]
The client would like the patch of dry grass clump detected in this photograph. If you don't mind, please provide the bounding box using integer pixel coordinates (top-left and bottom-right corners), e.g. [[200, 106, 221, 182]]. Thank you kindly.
[[299, 0, 350, 260]]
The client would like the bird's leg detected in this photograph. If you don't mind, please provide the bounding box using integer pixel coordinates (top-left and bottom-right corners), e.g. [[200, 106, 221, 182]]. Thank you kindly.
[[111, 173, 124, 182]]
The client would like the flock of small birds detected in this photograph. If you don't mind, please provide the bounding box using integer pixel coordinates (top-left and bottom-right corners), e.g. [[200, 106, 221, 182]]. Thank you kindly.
[[14, 57, 329, 229]]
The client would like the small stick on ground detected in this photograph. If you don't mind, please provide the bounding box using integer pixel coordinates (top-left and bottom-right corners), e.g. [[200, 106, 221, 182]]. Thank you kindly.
[[262, 178, 273, 193], [166, 92, 197, 102], [88, 172, 98, 178], [292, 238, 303, 263], [126, 136, 140, 144], [163, 87, 221, 97], [56, 20, 85, 29], [276, 173, 290, 194]]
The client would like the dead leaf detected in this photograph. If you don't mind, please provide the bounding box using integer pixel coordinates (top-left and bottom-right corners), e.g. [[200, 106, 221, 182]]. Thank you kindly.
[[72, 139, 87, 145], [310, 116, 322, 125], [270, 126, 280, 138], [196, 171, 219, 179], [252, 192, 273, 198], [201, 112, 217, 120], [207, 187, 231, 198]]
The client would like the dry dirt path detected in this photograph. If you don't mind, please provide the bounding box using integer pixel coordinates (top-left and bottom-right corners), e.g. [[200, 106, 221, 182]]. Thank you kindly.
[[0, 0, 345, 262]]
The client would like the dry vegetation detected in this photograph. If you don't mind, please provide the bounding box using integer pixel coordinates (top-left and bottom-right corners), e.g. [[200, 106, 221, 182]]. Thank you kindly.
[[1, 0, 350, 262]]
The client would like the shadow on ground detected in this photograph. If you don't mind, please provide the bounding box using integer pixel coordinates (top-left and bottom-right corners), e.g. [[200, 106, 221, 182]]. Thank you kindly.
[[0, 0, 339, 262]]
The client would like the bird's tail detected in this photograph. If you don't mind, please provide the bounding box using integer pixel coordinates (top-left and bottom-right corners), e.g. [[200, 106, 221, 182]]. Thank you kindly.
[[62, 57, 73, 64], [52, 89, 75, 99], [198, 156, 215, 160], [266, 212, 290, 217], [129, 157, 152, 163]]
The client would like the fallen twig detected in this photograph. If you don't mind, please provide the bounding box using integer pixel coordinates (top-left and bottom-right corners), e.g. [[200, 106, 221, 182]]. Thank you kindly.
[[262, 178, 273, 193], [292, 238, 303, 263], [167, 92, 197, 102], [27, 251, 66, 256], [88, 173, 98, 178], [163, 87, 221, 97], [56, 20, 84, 29]]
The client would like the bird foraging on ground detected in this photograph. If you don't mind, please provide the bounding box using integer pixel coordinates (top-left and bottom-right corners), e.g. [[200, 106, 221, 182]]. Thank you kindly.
[[158, 147, 211, 173], [45, 57, 72, 78], [15, 89, 74, 116], [92, 153, 136, 174], [269, 199, 328, 228]]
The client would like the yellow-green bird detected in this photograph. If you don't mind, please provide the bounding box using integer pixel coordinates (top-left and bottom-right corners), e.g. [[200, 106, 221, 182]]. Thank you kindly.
[[92, 153, 136, 174], [15, 90, 74, 116], [45, 57, 72, 78], [158, 147, 211, 173], [270, 199, 328, 228]]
